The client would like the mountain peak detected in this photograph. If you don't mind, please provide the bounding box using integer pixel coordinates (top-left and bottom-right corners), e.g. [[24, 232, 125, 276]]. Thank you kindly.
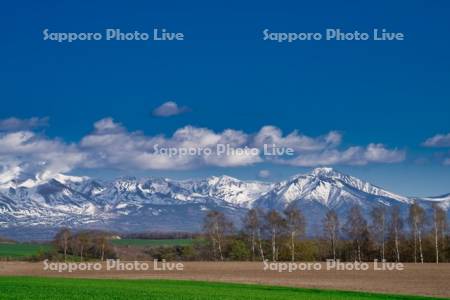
[[207, 175, 240, 185], [310, 167, 336, 176], [269, 167, 411, 207]]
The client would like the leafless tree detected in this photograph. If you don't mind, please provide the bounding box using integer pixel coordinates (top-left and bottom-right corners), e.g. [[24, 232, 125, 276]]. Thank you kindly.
[[77, 233, 89, 262], [323, 209, 339, 261], [265, 210, 286, 262], [203, 210, 233, 261], [284, 205, 306, 261], [371, 205, 387, 261], [389, 206, 403, 262], [243, 208, 265, 261], [95, 235, 108, 261], [344, 205, 368, 262], [54, 228, 71, 262], [432, 203, 447, 264], [409, 202, 425, 264]]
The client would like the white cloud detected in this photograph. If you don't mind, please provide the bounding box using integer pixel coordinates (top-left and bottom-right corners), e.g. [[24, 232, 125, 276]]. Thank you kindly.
[[93, 117, 124, 132], [280, 144, 405, 167], [258, 169, 271, 179], [254, 126, 341, 152], [364, 143, 406, 163], [0, 130, 85, 185], [0, 163, 22, 185], [422, 133, 450, 165], [0, 117, 406, 184], [0, 117, 48, 131], [423, 133, 450, 147], [80, 119, 260, 170], [152, 101, 190, 117], [80, 120, 403, 170]]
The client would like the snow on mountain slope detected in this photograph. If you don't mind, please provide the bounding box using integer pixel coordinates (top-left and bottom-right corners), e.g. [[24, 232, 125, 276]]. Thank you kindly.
[[420, 193, 450, 202], [414, 193, 450, 210], [0, 168, 448, 240], [310, 168, 410, 203], [0, 179, 100, 228], [0, 173, 88, 190], [255, 167, 411, 212], [188, 175, 272, 207]]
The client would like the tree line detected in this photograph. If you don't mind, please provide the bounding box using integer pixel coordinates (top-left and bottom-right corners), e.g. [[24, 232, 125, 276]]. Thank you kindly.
[[53, 229, 116, 261], [50, 202, 449, 263], [203, 202, 449, 263]]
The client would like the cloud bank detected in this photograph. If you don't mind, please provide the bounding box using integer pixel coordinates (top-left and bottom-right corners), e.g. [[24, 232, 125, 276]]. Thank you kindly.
[[0, 117, 406, 184]]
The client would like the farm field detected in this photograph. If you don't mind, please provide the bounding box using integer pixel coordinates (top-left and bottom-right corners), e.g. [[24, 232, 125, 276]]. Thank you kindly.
[[111, 238, 193, 247], [0, 262, 449, 298], [0, 243, 51, 259], [0, 277, 442, 300], [0, 239, 193, 259]]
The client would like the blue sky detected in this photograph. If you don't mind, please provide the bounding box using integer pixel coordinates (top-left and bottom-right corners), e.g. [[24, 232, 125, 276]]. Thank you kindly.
[[0, 1, 449, 196]]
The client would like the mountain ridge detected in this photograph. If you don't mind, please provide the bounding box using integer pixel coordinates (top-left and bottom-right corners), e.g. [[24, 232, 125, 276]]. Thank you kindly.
[[0, 167, 448, 240]]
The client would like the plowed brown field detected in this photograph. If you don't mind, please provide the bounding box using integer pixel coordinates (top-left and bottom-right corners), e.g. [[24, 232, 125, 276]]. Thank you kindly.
[[1, 262, 449, 298]]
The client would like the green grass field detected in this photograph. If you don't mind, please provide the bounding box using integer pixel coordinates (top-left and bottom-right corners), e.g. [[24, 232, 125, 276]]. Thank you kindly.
[[111, 238, 193, 247], [0, 277, 441, 300], [0, 243, 51, 258]]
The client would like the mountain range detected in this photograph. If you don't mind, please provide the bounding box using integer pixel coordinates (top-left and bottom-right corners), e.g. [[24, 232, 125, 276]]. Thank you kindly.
[[0, 167, 448, 240]]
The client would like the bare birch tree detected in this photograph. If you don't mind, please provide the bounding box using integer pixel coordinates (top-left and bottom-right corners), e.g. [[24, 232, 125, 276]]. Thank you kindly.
[[344, 205, 368, 262], [284, 205, 306, 261], [265, 210, 286, 262], [203, 210, 233, 261], [323, 209, 339, 261], [243, 208, 265, 261], [389, 206, 403, 262], [371, 205, 387, 261], [409, 202, 425, 264], [77, 233, 89, 262], [432, 203, 447, 264], [54, 228, 71, 262]]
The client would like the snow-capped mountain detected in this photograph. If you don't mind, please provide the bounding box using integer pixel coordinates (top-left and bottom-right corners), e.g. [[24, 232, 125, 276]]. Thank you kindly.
[[188, 175, 273, 208], [0, 168, 448, 240], [256, 167, 412, 210]]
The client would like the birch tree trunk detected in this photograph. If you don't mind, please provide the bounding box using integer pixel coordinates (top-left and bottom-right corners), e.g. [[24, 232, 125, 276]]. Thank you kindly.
[[211, 236, 217, 260], [418, 228, 424, 264], [382, 213, 385, 261], [291, 231, 295, 262], [215, 224, 224, 261], [413, 223, 418, 263], [63, 238, 67, 262], [251, 231, 255, 261], [357, 240, 361, 262], [433, 209, 439, 264], [257, 229, 265, 261], [331, 229, 336, 261], [394, 227, 400, 262], [101, 240, 105, 261], [272, 228, 276, 262]]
